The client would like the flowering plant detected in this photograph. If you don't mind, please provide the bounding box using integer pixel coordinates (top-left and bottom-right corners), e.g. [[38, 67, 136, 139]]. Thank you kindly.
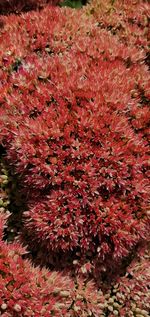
[[0, 0, 149, 315]]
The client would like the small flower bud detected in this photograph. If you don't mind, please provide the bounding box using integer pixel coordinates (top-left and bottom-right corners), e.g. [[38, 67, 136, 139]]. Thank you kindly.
[[60, 291, 70, 297], [1, 303, 7, 310], [108, 305, 113, 312], [14, 304, 21, 312]]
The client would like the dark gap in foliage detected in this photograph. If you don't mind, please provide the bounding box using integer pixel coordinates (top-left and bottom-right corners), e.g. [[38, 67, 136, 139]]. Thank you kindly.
[[34, 48, 43, 56], [0, 144, 6, 157], [29, 109, 42, 118], [145, 51, 150, 70], [139, 88, 150, 106], [70, 169, 84, 180], [124, 57, 133, 68], [11, 59, 22, 72], [1, 162, 29, 243], [97, 185, 110, 200]]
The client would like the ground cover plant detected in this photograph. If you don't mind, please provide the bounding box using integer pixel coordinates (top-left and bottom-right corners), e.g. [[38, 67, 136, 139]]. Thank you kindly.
[[0, 0, 150, 316]]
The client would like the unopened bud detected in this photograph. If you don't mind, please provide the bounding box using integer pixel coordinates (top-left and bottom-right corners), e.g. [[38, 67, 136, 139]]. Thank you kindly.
[[1, 303, 7, 310], [14, 304, 21, 312]]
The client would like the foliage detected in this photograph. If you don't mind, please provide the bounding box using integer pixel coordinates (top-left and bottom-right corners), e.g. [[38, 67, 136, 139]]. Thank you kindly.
[[0, 2, 149, 267], [0, 211, 149, 316], [59, 0, 83, 9], [0, 0, 149, 316], [85, 0, 150, 57], [0, 211, 106, 317]]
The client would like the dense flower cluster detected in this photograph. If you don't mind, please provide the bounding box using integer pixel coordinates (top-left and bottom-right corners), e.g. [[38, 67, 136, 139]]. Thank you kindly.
[[0, 211, 107, 317], [0, 3, 149, 264], [0, 211, 149, 317], [0, 0, 150, 315], [85, 0, 150, 57], [103, 242, 150, 317]]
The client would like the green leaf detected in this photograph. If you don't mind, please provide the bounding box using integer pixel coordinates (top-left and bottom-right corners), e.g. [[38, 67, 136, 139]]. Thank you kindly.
[[59, 0, 83, 9]]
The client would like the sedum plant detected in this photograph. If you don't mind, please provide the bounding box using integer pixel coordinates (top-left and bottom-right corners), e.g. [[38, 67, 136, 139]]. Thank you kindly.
[[0, 0, 149, 316], [0, 211, 106, 317], [0, 211, 149, 317], [0, 3, 149, 272]]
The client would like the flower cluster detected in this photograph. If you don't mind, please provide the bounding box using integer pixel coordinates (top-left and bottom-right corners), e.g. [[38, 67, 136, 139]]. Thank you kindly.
[[103, 242, 150, 317], [1, 10, 149, 260], [85, 0, 150, 58], [0, 210, 107, 317], [0, 0, 149, 314], [0, 3, 149, 266], [0, 211, 149, 317]]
